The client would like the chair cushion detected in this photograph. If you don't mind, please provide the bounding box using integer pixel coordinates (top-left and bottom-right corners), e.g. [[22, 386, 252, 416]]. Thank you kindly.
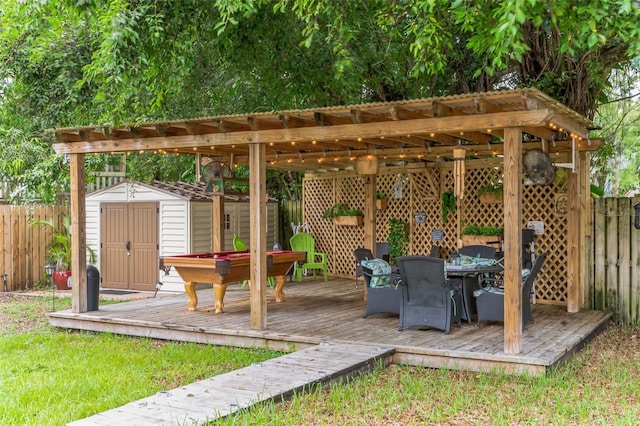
[[361, 258, 395, 288]]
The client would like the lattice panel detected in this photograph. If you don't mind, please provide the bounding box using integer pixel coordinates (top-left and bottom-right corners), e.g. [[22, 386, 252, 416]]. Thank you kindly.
[[333, 176, 365, 276], [411, 169, 452, 257], [301, 177, 334, 268], [376, 173, 412, 251], [302, 165, 570, 304]]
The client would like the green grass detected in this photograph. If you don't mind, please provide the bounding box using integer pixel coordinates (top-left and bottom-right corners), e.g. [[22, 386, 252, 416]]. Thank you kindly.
[[0, 295, 282, 425], [2, 294, 640, 425]]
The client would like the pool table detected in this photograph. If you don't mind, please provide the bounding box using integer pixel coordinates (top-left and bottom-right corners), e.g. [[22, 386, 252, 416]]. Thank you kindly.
[[159, 250, 306, 313]]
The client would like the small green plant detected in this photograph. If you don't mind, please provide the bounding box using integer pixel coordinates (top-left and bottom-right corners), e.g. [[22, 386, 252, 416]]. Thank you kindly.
[[477, 183, 503, 197], [388, 218, 409, 264], [33, 214, 96, 270], [322, 203, 363, 219], [462, 225, 503, 236], [376, 192, 387, 200], [441, 189, 456, 223]]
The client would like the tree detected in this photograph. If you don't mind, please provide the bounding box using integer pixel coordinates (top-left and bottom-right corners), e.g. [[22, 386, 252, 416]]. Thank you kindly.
[[1, 0, 639, 202]]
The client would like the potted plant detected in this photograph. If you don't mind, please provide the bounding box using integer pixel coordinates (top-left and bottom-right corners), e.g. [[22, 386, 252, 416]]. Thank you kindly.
[[461, 224, 503, 248], [322, 203, 364, 226], [441, 189, 456, 223], [34, 214, 96, 290], [376, 192, 388, 210], [477, 183, 503, 203], [388, 218, 409, 264]]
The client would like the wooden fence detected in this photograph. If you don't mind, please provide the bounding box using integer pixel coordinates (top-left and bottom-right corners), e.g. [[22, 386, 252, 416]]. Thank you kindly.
[[0, 205, 68, 291], [279, 200, 303, 250], [588, 197, 640, 325]]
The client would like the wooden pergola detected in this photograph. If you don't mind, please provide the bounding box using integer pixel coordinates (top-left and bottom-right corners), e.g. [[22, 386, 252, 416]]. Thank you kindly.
[[51, 87, 598, 354]]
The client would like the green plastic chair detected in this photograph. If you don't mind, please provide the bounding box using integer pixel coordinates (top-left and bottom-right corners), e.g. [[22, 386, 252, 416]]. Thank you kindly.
[[233, 235, 274, 288], [289, 232, 328, 282]]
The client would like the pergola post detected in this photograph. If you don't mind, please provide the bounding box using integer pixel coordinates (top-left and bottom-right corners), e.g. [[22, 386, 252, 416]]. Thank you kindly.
[[70, 153, 88, 313], [212, 196, 224, 252], [503, 127, 523, 354], [566, 138, 581, 313], [363, 175, 377, 255], [249, 143, 267, 330]]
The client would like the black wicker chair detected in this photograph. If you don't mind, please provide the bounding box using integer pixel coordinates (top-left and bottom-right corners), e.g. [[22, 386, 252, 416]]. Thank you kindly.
[[474, 252, 547, 328], [361, 261, 401, 317], [396, 256, 462, 334], [354, 248, 374, 286]]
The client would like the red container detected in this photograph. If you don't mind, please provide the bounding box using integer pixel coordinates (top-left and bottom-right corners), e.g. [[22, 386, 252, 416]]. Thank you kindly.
[[53, 270, 72, 290]]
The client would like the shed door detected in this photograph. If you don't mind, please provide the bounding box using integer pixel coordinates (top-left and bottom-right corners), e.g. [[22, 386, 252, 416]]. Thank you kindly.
[[101, 202, 158, 291]]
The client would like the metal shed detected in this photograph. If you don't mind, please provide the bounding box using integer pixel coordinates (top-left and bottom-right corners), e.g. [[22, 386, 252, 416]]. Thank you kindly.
[[86, 180, 279, 292]]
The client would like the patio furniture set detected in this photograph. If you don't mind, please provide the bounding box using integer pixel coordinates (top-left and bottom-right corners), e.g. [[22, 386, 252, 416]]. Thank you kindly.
[[354, 243, 547, 334]]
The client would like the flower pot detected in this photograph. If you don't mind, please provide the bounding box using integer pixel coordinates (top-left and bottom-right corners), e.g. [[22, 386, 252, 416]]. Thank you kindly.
[[333, 215, 364, 226], [376, 199, 388, 210], [53, 270, 72, 290]]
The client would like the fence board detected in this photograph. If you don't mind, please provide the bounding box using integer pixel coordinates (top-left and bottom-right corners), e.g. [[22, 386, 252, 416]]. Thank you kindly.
[[591, 197, 640, 325], [0, 205, 68, 291]]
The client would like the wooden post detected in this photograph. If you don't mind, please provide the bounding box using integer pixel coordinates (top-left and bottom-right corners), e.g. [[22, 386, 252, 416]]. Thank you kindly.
[[70, 154, 88, 313], [566, 138, 581, 313], [212, 196, 224, 252], [249, 143, 267, 330], [503, 127, 523, 354], [363, 175, 376, 255]]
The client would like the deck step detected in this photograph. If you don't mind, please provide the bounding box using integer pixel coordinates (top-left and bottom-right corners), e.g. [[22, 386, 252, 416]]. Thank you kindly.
[[67, 342, 394, 425]]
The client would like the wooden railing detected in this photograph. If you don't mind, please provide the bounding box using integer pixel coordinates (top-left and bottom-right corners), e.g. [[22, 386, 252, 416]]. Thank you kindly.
[[587, 197, 640, 325]]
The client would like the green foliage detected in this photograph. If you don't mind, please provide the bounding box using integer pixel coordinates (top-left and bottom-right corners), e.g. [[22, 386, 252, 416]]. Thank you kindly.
[[0, 296, 282, 425], [322, 203, 362, 219], [376, 192, 387, 200], [388, 218, 409, 264], [441, 189, 456, 223], [462, 225, 503, 237], [0, 0, 639, 201], [32, 214, 96, 270], [477, 183, 504, 197]]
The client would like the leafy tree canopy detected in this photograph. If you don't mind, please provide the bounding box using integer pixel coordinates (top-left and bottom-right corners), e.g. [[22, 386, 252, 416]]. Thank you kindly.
[[0, 0, 638, 202]]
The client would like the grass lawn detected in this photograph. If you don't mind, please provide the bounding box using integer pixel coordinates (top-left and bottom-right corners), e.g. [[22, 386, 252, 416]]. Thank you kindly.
[[2, 293, 639, 425]]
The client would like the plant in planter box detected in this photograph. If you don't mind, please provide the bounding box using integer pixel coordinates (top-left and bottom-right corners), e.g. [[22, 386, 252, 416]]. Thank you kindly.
[[477, 183, 503, 203], [322, 203, 363, 226], [461, 224, 503, 248], [388, 218, 409, 264], [376, 192, 388, 210]]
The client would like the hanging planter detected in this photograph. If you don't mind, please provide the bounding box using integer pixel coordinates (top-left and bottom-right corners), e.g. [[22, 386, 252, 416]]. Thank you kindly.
[[376, 193, 388, 210], [333, 215, 364, 226], [478, 184, 503, 204], [323, 203, 364, 226]]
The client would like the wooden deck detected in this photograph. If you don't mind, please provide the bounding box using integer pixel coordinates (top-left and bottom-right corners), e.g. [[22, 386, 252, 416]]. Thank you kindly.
[[48, 277, 610, 376]]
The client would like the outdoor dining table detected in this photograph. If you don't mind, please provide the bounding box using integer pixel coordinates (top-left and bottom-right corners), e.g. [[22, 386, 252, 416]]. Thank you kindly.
[[445, 263, 503, 326]]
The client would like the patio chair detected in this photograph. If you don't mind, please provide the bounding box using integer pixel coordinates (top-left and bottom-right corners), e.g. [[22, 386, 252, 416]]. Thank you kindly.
[[396, 256, 463, 334], [233, 235, 274, 288], [429, 245, 441, 258], [474, 252, 547, 329], [361, 259, 401, 317], [354, 248, 374, 286], [289, 232, 328, 282]]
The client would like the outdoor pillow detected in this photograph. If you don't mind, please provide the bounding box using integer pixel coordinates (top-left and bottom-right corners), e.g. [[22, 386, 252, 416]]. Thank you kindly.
[[360, 258, 393, 288]]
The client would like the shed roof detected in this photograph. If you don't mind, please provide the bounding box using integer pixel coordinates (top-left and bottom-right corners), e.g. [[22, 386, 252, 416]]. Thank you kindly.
[[88, 180, 274, 202], [51, 88, 599, 173]]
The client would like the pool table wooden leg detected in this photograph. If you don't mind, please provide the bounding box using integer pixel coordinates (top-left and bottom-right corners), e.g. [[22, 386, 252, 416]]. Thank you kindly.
[[274, 275, 286, 302], [213, 283, 227, 313], [184, 281, 198, 311]]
